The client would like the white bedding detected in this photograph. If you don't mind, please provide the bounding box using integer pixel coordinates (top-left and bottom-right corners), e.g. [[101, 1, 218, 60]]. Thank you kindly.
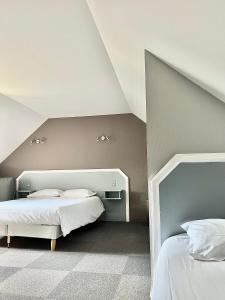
[[152, 234, 225, 300], [0, 196, 104, 236]]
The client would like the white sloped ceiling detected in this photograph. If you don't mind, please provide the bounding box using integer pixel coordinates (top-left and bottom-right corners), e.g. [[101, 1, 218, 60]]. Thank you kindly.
[[0, 0, 130, 162], [2, 0, 225, 162], [87, 0, 225, 122], [0, 0, 129, 118], [0, 94, 46, 163]]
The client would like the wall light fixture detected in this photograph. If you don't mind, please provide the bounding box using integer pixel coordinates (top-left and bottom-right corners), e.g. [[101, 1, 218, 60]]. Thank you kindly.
[[30, 137, 46, 145], [96, 135, 110, 142]]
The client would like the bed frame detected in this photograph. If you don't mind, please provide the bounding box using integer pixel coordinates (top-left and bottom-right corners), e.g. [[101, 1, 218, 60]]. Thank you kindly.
[[150, 153, 225, 278], [0, 224, 61, 251], [3, 169, 129, 251], [13, 225, 60, 251]]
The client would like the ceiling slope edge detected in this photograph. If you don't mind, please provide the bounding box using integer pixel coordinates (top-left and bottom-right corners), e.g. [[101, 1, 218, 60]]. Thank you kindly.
[[0, 93, 46, 164], [86, 1, 141, 120], [86, 2, 130, 115]]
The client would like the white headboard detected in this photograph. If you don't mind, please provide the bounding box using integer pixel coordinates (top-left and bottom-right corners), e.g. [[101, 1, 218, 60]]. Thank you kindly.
[[16, 168, 129, 222]]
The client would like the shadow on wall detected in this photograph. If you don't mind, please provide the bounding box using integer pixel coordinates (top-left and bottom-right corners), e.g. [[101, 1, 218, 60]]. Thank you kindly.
[[129, 191, 149, 224]]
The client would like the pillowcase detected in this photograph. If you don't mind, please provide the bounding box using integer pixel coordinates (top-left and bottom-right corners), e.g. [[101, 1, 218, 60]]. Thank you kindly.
[[181, 219, 225, 261], [27, 189, 63, 198], [61, 189, 96, 198]]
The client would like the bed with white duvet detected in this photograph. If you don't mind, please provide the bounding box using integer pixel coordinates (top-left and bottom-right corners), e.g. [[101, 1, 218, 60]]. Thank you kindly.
[[0, 188, 105, 250], [151, 233, 225, 300], [0, 196, 104, 237]]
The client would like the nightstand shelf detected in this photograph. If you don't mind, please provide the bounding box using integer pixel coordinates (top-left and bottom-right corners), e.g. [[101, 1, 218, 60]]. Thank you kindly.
[[16, 190, 32, 198], [103, 190, 123, 200]]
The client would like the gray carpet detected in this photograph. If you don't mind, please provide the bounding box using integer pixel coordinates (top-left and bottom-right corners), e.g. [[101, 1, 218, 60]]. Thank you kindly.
[[0, 222, 150, 299]]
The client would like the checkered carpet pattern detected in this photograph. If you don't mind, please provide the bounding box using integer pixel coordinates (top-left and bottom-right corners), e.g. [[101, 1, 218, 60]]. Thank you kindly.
[[0, 222, 150, 300]]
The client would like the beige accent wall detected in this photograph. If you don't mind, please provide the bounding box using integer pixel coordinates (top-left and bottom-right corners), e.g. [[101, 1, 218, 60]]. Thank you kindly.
[[0, 113, 148, 222]]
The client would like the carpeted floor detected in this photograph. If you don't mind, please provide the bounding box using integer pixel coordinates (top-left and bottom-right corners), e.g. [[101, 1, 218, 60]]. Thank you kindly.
[[0, 222, 150, 300]]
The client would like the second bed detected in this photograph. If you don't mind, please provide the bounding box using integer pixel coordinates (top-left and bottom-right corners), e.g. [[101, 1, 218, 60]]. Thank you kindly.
[[152, 233, 225, 300]]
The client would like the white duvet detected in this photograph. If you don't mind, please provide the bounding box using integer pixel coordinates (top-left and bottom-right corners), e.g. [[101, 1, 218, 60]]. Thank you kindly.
[[0, 196, 105, 236], [152, 234, 225, 300]]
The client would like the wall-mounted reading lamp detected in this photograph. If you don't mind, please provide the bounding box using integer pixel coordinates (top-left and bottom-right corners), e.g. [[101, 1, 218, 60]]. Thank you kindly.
[[30, 137, 46, 145], [96, 135, 110, 142]]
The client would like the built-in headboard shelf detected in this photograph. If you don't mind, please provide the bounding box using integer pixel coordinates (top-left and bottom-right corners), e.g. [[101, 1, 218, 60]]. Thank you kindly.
[[16, 169, 129, 222]]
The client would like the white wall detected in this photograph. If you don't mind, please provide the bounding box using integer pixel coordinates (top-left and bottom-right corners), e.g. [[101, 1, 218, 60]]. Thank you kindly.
[[0, 94, 46, 163], [146, 52, 225, 178]]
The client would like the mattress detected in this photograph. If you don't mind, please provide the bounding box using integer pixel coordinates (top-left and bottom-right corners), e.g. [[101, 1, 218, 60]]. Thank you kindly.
[[0, 196, 105, 236], [151, 234, 225, 300]]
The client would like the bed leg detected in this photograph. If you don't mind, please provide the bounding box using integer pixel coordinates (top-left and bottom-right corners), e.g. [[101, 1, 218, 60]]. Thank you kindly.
[[7, 236, 10, 248], [51, 239, 56, 251]]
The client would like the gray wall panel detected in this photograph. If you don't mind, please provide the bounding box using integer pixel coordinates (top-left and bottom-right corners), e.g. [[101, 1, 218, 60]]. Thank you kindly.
[[160, 162, 225, 243], [0, 177, 15, 200], [145, 51, 225, 179]]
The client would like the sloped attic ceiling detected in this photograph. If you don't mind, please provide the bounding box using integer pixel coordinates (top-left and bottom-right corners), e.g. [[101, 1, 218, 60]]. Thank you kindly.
[[0, 94, 46, 163], [0, 0, 129, 118], [87, 0, 225, 122]]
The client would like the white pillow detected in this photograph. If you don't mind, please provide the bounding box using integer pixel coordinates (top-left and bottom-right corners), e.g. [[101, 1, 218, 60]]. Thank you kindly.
[[181, 219, 225, 261], [61, 189, 96, 198], [27, 189, 63, 198]]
